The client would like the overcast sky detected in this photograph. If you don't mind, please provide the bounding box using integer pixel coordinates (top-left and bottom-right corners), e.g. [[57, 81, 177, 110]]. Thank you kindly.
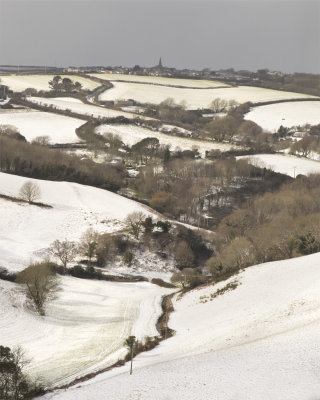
[[0, 0, 319, 73]]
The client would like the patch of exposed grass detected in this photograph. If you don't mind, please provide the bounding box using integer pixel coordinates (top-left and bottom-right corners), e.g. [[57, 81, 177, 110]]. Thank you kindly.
[[199, 279, 240, 303]]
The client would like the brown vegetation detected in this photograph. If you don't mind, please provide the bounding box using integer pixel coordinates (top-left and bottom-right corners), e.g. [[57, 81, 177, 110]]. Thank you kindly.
[[0, 135, 125, 191], [206, 174, 320, 279]]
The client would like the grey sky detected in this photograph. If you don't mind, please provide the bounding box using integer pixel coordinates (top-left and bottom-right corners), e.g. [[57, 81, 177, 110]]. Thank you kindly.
[[0, 0, 319, 73]]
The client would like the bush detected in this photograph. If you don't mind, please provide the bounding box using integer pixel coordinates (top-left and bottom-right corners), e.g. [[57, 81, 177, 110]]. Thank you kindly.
[[123, 251, 134, 266], [151, 278, 176, 288], [16, 262, 60, 315], [0, 267, 16, 282], [68, 265, 103, 280]]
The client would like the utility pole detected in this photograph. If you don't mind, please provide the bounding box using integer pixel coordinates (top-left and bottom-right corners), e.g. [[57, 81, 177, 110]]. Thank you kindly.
[[125, 335, 136, 375]]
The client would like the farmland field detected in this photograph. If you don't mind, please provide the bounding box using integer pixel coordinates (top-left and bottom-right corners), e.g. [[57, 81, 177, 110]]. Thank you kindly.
[[95, 123, 234, 156], [28, 96, 153, 120], [0, 172, 153, 272], [238, 153, 320, 177], [0, 74, 99, 92], [98, 82, 317, 109], [90, 73, 230, 88], [0, 277, 171, 386], [244, 101, 320, 132], [0, 109, 84, 143]]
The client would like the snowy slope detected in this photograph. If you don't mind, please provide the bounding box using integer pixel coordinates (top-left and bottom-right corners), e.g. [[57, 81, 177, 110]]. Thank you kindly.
[[42, 252, 320, 400], [0, 277, 172, 386], [90, 73, 229, 88], [244, 101, 320, 132], [99, 83, 317, 110], [0, 172, 152, 271], [238, 153, 320, 177], [0, 74, 99, 92], [0, 109, 83, 143], [28, 97, 152, 120], [95, 124, 233, 156]]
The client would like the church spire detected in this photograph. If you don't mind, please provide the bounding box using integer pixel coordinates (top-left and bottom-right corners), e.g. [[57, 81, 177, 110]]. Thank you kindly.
[[158, 57, 163, 68]]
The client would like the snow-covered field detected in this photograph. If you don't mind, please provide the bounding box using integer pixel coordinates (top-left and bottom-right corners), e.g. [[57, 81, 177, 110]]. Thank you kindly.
[[238, 153, 320, 177], [244, 101, 320, 132], [99, 82, 316, 110], [0, 172, 153, 272], [90, 73, 229, 88], [28, 96, 152, 120], [95, 123, 234, 156], [41, 251, 320, 400], [0, 277, 172, 386], [0, 109, 83, 143], [0, 74, 99, 92]]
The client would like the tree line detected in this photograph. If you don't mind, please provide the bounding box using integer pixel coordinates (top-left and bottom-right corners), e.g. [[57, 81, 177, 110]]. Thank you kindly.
[[0, 135, 125, 191]]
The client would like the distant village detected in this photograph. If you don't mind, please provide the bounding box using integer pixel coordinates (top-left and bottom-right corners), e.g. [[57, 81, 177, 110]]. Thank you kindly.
[[0, 59, 285, 85], [65, 58, 258, 83]]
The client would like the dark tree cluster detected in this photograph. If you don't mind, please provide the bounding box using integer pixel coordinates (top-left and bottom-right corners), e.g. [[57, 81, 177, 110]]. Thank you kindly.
[[0, 346, 43, 399], [49, 75, 83, 93]]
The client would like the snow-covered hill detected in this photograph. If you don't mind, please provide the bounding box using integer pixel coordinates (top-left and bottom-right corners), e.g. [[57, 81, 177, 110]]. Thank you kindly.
[[95, 123, 233, 156], [99, 83, 317, 110], [244, 101, 320, 132], [42, 251, 320, 400], [0, 109, 83, 144], [0, 172, 152, 271], [0, 277, 173, 386], [28, 97, 153, 120], [0, 74, 99, 92], [238, 153, 320, 177], [90, 73, 229, 88]]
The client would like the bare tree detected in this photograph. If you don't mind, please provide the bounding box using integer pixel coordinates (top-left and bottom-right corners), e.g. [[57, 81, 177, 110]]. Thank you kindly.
[[171, 268, 195, 288], [48, 239, 78, 269], [173, 240, 194, 269], [19, 181, 41, 203], [16, 262, 60, 316], [124, 211, 146, 240], [79, 228, 99, 265], [31, 136, 51, 146], [210, 97, 228, 113]]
